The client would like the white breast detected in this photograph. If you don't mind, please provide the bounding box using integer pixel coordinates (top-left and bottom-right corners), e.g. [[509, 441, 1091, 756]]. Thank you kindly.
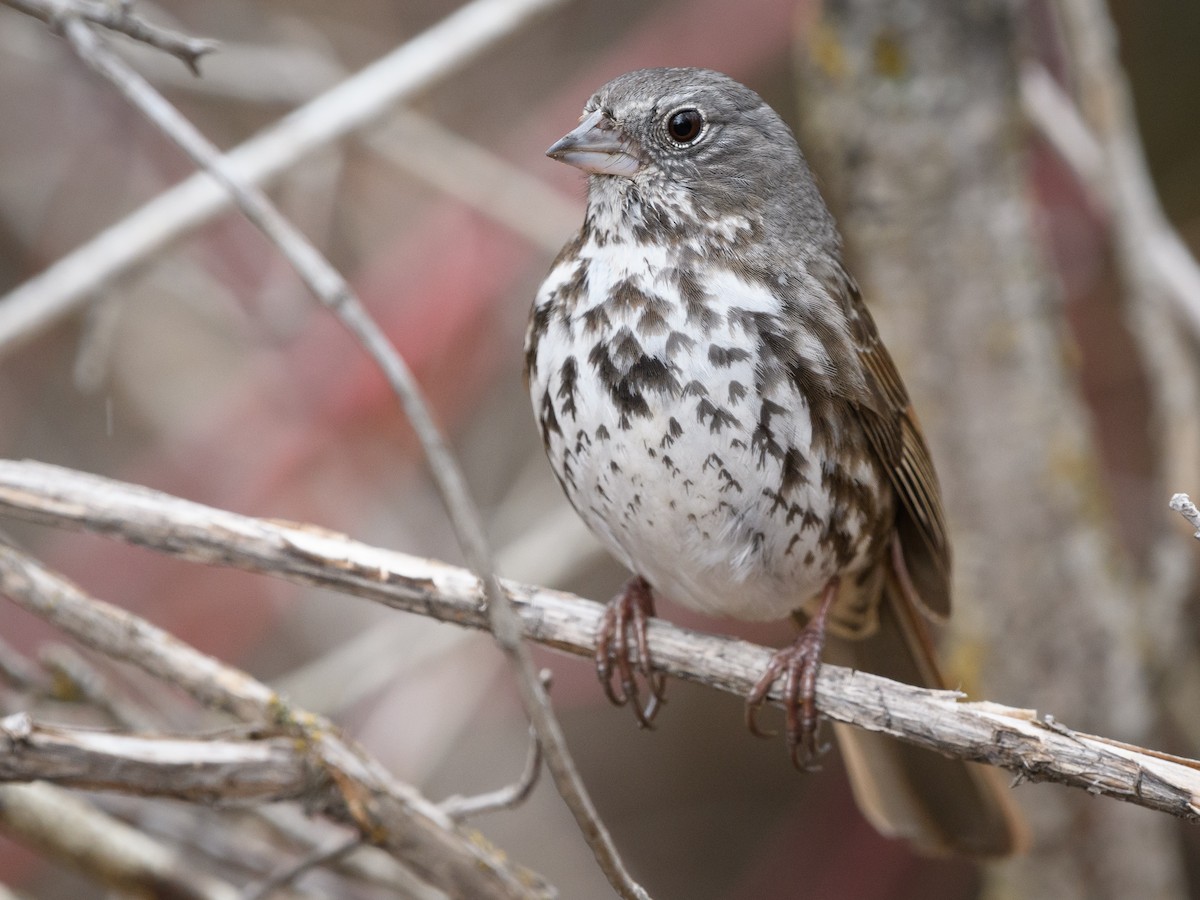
[[528, 229, 884, 622]]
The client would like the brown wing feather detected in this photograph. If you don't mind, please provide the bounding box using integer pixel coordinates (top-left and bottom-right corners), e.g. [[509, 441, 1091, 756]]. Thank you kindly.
[[809, 272, 1025, 855], [827, 269, 952, 620]]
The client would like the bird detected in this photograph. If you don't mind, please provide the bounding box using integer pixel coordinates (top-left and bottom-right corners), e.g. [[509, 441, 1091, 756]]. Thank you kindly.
[[524, 67, 1025, 857]]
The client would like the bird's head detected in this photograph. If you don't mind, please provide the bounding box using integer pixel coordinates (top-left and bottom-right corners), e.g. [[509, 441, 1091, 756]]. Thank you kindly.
[[546, 67, 832, 250]]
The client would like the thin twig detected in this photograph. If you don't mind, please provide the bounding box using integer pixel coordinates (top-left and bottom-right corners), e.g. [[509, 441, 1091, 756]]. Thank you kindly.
[[250, 806, 449, 899], [2, 0, 216, 72], [440, 727, 543, 821], [39, 643, 156, 730], [0, 631, 47, 693], [1018, 60, 1200, 332], [28, 10, 644, 899], [0, 0, 568, 357], [1, 459, 1199, 821], [442, 675, 550, 822], [242, 835, 363, 900]]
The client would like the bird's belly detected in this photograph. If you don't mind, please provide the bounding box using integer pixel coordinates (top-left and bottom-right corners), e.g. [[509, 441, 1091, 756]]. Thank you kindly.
[[567, 417, 841, 621], [527, 243, 887, 622], [534, 347, 881, 622]]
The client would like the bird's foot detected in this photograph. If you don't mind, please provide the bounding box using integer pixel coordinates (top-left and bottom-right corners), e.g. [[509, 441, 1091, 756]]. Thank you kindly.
[[745, 578, 838, 769], [595, 575, 665, 727]]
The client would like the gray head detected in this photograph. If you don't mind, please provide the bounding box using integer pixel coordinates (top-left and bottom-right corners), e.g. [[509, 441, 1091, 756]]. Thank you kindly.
[[547, 67, 839, 256]]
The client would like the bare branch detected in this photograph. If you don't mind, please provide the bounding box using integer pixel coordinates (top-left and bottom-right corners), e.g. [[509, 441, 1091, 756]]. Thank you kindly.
[[1, 459, 1199, 822], [1054, 0, 1200, 331], [24, 11, 643, 898], [0, 0, 567, 356], [2, 0, 217, 73], [0, 713, 316, 803], [0, 721, 466, 897], [0, 780, 240, 900], [0, 537, 279, 723], [0, 526, 552, 900], [1018, 60, 1200, 332]]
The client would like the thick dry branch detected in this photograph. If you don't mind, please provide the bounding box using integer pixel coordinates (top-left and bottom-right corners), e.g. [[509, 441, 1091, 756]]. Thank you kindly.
[[0, 708, 541, 897], [1, 459, 1199, 821], [0, 535, 551, 900], [0, 713, 314, 803]]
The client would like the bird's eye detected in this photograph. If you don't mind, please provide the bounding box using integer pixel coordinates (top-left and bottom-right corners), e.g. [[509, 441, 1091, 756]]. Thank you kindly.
[[665, 108, 704, 144]]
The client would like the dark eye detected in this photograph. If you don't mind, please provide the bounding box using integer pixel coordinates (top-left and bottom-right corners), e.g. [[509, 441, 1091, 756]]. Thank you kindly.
[[666, 108, 704, 144]]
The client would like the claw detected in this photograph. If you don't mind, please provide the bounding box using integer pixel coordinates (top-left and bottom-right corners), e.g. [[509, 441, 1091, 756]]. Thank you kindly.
[[594, 576, 664, 726], [745, 655, 783, 738], [744, 578, 839, 769]]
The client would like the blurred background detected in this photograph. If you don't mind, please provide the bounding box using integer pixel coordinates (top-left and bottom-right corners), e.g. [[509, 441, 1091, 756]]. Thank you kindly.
[[0, 0, 1198, 897]]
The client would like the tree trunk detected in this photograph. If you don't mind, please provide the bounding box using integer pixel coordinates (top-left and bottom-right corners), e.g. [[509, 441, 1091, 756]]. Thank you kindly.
[[793, 0, 1187, 896]]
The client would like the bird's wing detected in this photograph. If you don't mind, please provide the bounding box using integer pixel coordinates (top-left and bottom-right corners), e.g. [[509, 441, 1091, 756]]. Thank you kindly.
[[823, 265, 952, 620]]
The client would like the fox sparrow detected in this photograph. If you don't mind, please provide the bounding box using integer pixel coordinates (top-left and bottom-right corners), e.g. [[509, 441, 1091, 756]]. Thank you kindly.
[[525, 68, 1023, 856]]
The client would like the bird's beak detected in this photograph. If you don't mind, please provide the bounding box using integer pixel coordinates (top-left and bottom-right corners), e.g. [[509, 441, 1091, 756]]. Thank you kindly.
[[546, 109, 645, 177]]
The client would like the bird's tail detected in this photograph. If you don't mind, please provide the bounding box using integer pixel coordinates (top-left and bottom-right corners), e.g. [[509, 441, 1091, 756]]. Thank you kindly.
[[823, 575, 1028, 858]]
